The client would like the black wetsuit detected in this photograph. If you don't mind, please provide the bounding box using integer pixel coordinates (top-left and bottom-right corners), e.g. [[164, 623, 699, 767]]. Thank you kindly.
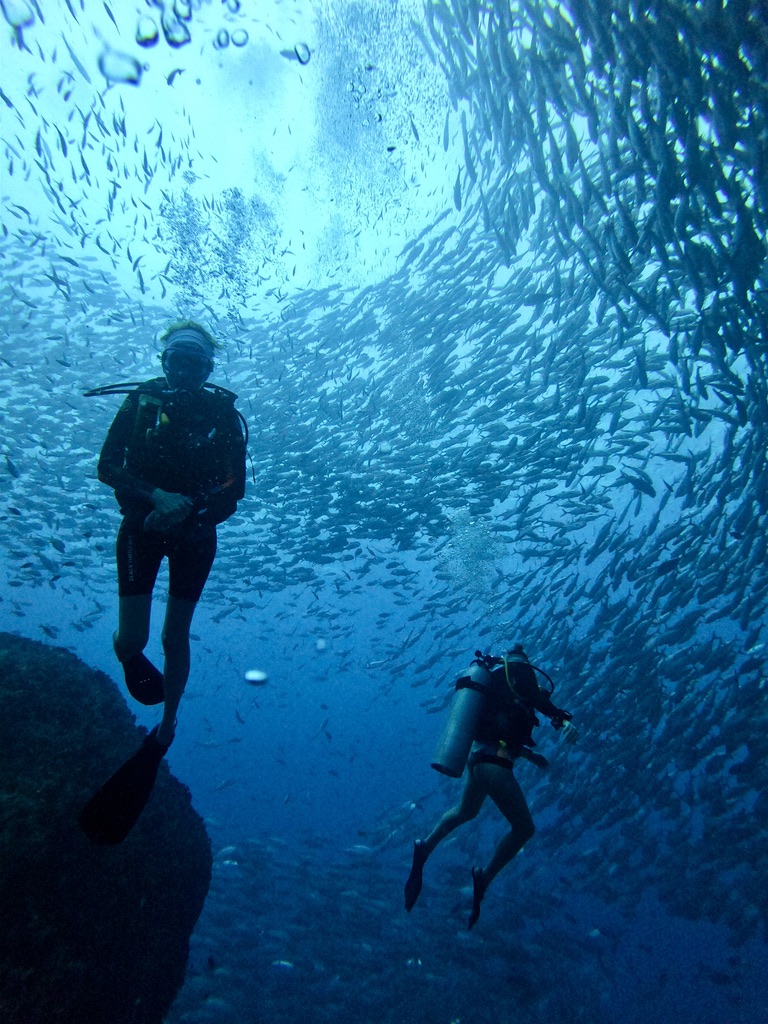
[[470, 660, 565, 767], [98, 378, 246, 602]]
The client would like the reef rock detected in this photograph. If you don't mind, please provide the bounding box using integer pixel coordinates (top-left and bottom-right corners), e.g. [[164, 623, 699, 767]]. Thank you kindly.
[[0, 632, 212, 1024]]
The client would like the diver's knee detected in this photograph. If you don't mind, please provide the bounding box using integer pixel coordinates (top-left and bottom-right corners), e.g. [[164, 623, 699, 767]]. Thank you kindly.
[[161, 630, 189, 659]]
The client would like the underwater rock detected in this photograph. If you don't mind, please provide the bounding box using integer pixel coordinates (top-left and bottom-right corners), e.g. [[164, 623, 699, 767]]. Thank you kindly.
[[0, 632, 212, 1024]]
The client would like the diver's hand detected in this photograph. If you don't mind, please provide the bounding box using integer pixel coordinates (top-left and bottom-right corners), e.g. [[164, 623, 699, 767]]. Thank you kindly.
[[145, 489, 193, 531], [559, 720, 578, 744], [551, 709, 573, 730]]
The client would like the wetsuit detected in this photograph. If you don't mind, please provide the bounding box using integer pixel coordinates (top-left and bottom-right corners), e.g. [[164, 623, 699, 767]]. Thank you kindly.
[[469, 659, 567, 768], [98, 378, 246, 602]]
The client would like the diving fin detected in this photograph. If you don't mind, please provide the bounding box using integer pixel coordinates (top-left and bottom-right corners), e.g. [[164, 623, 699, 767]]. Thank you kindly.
[[79, 727, 168, 845], [468, 867, 487, 931], [404, 840, 428, 912], [121, 652, 164, 706]]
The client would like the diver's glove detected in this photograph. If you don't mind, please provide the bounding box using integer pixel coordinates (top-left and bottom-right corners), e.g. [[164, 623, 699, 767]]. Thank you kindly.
[[143, 508, 190, 532], [550, 709, 572, 730], [144, 489, 194, 532]]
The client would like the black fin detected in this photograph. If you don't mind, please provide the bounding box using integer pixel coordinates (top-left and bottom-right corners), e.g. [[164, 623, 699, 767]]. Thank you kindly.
[[79, 729, 168, 845], [468, 867, 487, 931], [404, 840, 428, 912], [122, 652, 164, 705]]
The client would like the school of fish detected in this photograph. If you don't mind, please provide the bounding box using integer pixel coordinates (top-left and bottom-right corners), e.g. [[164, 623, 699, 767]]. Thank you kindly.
[[1, 0, 767, 994]]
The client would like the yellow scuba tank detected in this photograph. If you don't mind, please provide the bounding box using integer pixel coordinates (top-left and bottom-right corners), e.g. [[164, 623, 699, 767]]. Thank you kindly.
[[431, 661, 494, 777]]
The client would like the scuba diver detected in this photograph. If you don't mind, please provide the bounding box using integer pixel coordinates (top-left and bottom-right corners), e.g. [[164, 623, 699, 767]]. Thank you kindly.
[[404, 644, 575, 929], [94, 320, 247, 752]]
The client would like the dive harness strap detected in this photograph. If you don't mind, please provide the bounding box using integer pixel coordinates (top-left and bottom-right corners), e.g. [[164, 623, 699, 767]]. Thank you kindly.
[[83, 380, 239, 401], [455, 674, 488, 694], [469, 748, 549, 771], [469, 752, 513, 770]]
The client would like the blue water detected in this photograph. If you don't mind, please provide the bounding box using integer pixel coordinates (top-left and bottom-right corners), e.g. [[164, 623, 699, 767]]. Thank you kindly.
[[2, 0, 768, 1020]]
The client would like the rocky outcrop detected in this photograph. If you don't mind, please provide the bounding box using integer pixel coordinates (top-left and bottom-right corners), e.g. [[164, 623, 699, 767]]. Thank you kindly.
[[0, 632, 211, 1024]]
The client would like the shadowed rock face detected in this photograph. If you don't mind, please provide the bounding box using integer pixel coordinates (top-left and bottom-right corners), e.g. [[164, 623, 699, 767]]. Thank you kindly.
[[0, 632, 212, 1024]]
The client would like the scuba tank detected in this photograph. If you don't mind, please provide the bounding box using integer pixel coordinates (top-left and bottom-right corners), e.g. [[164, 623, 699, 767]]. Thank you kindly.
[[431, 660, 494, 778]]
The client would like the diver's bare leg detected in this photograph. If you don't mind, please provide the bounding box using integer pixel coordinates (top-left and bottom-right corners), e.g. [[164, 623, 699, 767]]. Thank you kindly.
[[468, 762, 535, 929], [157, 595, 197, 748], [405, 768, 487, 911], [422, 768, 488, 854], [113, 594, 152, 661], [478, 762, 535, 883]]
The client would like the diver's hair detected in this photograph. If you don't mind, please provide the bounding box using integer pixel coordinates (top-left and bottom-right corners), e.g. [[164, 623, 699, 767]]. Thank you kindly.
[[158, 320, 221, 351]]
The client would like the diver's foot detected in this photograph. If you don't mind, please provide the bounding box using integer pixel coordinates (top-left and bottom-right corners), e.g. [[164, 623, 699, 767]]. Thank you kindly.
[[468, 867, 488, 930], [143, 725, 170, 756], [404, 840, 428, 912]]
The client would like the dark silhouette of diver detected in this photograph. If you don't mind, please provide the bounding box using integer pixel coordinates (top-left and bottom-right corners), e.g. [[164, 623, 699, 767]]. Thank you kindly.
[[80, 321, 246, 844], [405, 645, 574, 929], [97, 320, 246, 750]]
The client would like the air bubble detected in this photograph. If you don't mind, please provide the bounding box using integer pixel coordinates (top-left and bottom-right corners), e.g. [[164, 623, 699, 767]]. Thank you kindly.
[[160, 7, 191, 47], [1, 0, 34, 29], [226, 0, 241, 11], [231, 29, 248, 47], [136, 17, 159, 46], [295, 42, 311, 65], [98, 48, 143, 85], [214, 28, 229, 48], [244, 669, 268, 686]]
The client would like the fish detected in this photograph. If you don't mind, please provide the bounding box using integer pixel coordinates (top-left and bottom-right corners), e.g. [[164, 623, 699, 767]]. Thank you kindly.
[[0, 0, 767, 984], [103, 2, 119, 32], [61, 34, 91, 83]]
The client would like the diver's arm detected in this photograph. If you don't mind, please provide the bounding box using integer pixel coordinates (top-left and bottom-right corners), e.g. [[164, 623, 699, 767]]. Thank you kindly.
[[196, 405, 247, 525], [97, 395, 157, 503], [533, 690, 573, 728]]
